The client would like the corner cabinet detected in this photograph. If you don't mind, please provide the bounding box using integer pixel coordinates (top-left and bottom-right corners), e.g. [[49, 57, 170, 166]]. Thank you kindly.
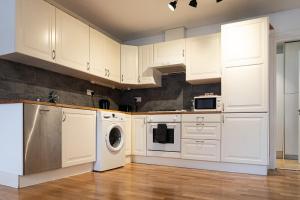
[[0, 0, 55, 62], [90, 28, 121, 82], [153, 39, 186, 66], [121, 45, 139, 84], [62, 108, 96, 168], [221, 113, 269, 165], [55, 9, 90, 73], [221, 17, 269, 113], [186, 33, 221, 84], [131, 115, 147, 156]]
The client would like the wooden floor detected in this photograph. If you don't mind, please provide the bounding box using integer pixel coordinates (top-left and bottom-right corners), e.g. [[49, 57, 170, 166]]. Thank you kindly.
[[277, 159, 300, 170], [1, 164, 300, 200]]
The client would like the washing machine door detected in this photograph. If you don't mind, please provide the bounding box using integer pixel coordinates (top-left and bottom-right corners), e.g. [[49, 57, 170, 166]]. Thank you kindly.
[[105, 124, 124, 152]]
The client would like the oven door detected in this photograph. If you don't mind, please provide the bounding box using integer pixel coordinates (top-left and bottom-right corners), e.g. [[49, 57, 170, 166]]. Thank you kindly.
[[147, 123, 181, 152]]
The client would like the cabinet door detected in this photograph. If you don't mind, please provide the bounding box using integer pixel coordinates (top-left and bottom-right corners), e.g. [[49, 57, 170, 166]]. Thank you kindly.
[[182, 123, 221, 140], [131, 116, 147, 156], [222, 64, 268, 112], [182, 139, 220, 161], [153, 39, 185, 66], [121, 45, 138, 84], [124, 115, 132, 156], [90, 28, 107, 78], [16, 0, 55, 62], [186, 33, 221, 83], [106, 37, 120, 82], [221, 113, 269, 165], [221, 17, 269, 67], [56, 9, 90, 72], [62, 108, 96, 168]]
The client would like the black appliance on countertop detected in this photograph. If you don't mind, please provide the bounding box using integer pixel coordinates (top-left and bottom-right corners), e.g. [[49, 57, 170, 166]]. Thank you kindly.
[[99, 99, 110, 109], [118, 105, 133, 112]]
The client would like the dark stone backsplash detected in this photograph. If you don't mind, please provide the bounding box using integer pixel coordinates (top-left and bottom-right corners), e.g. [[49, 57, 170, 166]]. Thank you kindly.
[[0, 59, 121, 109], [0, 59, 221, 111], [120, 73, 221, 112]]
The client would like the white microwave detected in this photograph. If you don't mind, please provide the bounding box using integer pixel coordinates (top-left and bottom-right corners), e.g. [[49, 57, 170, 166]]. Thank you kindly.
[[194, 95, 222, 112]]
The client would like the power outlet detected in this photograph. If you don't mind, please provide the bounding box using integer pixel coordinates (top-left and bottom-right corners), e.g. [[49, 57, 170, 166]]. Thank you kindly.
[[87, 89, 94, 96], [134, 97, 142, 103]]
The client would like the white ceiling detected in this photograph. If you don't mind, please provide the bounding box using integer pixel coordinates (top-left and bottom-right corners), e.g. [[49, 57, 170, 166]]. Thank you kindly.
[[49, 0, 300, 41]]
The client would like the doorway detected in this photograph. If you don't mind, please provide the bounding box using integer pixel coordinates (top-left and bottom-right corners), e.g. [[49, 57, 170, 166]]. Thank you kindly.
[[276, 41, 300, 170]]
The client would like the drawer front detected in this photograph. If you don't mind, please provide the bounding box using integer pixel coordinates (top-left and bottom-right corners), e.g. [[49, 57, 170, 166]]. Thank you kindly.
[[181, 139, 220, 162], [182, 123, 221, 140], [182, 114, 222, 123]]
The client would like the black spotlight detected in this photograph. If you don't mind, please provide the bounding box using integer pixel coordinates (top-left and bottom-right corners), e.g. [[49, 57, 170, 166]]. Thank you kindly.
[[217, 0, 223, 2], [189, 0, 197, 8], [168, 0, 178, 11]]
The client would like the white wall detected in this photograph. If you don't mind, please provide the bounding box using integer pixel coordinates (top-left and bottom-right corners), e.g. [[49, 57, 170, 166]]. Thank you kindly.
[[276, 54, 284, 152], [125, 8, 300, 45]]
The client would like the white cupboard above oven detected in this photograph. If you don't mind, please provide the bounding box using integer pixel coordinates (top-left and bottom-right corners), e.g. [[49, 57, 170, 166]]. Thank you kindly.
[[186, 33, 221, 84]]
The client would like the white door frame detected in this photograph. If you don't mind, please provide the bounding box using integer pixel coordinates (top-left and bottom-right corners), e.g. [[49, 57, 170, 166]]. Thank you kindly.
[[270, 29, 300, 169]]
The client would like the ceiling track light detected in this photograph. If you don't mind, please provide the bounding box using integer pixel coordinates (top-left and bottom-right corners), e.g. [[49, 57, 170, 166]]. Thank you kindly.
[[189, 0, 197, 8], [168, 0, 223, 11], [168, 0, 178, 11]]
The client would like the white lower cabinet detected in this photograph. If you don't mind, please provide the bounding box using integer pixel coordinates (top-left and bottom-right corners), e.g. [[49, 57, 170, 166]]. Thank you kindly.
[[182, 123, 221, 140], [181, 139, 220, 161], [124, 115, 132, 156], [221, 113, 269, 165], [131, 115, 147, 156], [62, 108, 96, 168]]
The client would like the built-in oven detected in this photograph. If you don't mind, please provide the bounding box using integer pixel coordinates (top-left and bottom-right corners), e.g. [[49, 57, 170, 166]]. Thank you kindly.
[[147, 115, 181, 152], [194, 95, 222, 112]]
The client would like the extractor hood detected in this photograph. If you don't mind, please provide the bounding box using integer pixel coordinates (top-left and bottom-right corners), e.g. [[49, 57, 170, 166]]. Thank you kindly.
[[149, 63, 186, 75]]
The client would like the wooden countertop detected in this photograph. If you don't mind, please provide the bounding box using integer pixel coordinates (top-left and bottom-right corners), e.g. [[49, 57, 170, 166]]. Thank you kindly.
[[0, 99, 222, 115], [0, 99, 129, 114]]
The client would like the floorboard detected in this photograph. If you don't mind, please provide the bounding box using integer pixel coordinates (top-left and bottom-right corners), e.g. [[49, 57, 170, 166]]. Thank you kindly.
[[0, 163, 300, 200]]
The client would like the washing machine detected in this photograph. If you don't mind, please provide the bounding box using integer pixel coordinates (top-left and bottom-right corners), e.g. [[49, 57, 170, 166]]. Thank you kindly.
[[94, 111, 126, 171]]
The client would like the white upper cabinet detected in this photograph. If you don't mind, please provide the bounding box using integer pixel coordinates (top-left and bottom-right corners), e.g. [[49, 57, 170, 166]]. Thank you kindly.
[[222, 17, 269, 113], [90, 28, 107, 79], [138, 44, 162, 86], [56, 9, 90, 72], [153, 39, 186, 66], [106, 37, 121, 83], [90, 28, 121, 83], [186, 33, 221, 84], [16, 0, 55, 62], [221, 113, 269, 165], [221, 17, 269, 67], [121, 45, 139, 84], [0, 0, 55, 62], [62, 108, 96, 168]]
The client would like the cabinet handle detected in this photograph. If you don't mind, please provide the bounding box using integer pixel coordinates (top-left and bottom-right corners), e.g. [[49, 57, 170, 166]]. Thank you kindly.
[[105, 69, 108, 76], [182, 49, 185, 57], [108, 70, 110, 77], [122, 74, 124, 82], [195, 140, 205, 143], [52, 50, 56, 60], [222, 114, 224, 123], [138, 75, 141, 83], [62, 112, 66, 122]]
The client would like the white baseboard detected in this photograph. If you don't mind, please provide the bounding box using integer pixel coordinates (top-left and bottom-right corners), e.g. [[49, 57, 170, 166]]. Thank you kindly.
[[132, 156, 268, 175], [0, 171, 19, 188], [18, 163, 93, 188]]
